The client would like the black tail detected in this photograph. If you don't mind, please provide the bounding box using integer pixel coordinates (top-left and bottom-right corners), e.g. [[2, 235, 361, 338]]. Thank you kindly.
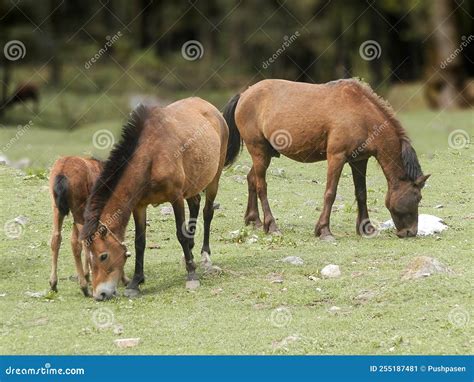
[[223, 93, 242, 167], [53, 175, 70, 216]]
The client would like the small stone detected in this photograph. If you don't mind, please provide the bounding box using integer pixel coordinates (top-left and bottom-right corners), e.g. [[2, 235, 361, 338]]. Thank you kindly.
[[114, 338, 140, 348], [25, 291, 45, 298], [268, 273, 284, 284], [211, 288, 223, 295], [328, 306, 341, 315], [402, 256, 454, 280], [281, 256, 304, 266], [160, 206, 173, 215], [0, 293, 6, 297], [113, 324, 124, 335], [355, 290, 376, 302], [321, 264, 341, 278], [246, 234, 259, 244], [308, 275, 319, 281], [434, 204, 444, 209]]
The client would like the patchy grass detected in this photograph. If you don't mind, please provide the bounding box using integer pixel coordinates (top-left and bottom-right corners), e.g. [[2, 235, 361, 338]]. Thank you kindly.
[[0, 108, 472, 355]]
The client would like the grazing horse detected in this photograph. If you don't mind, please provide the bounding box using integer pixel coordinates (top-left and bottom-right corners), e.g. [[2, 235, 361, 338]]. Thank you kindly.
[[81, 98, 240, 301], [223, 79, 430, 240], [49, 156, 103, 296]]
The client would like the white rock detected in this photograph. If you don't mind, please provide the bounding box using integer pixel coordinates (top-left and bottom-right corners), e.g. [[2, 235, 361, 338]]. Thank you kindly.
[[321, 264, 341, 278], [114, 338, 140, 348], [328, 306, 341, 314], [281, 256, 304, 266], [381, 214, 448, 236], [402, 256, 454, 280]]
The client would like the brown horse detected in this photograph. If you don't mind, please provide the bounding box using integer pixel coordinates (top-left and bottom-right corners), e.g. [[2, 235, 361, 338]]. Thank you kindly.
[[223, 79, 430, 240], [81, 98, 240, 301], [49, 156, 103, 296]]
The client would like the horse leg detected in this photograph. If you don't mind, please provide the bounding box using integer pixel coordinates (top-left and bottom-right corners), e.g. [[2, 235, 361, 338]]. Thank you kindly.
[[201, 178, 220, 272], [125, 206, 147, 297], [252, 150, 279, 234], [315, 153, 346, 241], [186, 194, 201, 251], [349, 159, 375, 235], [172, 197, 198, 289], [71, 223, 89, 296], [244, 166, 263, 228], [49, 207, 64, 292]]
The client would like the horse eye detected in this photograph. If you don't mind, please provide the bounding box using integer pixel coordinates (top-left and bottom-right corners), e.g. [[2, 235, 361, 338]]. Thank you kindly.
[[99, 253, 109, 262]]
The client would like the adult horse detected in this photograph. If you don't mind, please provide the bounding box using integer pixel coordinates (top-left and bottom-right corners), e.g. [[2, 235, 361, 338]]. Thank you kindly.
[[81, 98, 240, 301], [223, 79, 430, 240]]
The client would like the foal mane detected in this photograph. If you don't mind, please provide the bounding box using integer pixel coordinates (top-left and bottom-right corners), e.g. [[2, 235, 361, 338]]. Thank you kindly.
[[81, 104, 149, 241], [355, 80, 423, 181]]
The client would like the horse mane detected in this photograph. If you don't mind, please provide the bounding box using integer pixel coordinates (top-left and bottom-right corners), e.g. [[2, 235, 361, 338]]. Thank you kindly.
[[354, 79, 423, 181], [81, 104, 149, 241]]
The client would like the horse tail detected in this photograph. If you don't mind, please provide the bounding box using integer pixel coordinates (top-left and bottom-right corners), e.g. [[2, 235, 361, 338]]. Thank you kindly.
[[53, 175, 70, 216], [223, 93, 242, 167]]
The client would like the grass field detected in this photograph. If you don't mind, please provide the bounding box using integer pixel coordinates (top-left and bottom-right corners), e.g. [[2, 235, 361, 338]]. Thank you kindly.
[[0, 102, 473, 354]]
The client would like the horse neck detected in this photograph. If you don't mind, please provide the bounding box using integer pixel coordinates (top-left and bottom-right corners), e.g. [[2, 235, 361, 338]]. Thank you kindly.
[[374, 138, 407, 190], [99, 182, 140, 240]]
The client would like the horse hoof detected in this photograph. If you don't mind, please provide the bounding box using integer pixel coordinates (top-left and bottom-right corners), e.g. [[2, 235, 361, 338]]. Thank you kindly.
[[185, 279, 200, 290], [204, 265, 222, 276], [320, 234, 336, 242], [124, 288, 141, 298]]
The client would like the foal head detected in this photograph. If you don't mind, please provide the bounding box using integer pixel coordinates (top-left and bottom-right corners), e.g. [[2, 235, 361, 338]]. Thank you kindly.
[[385, 140, 430, 238], [86, 224, 131, 300]]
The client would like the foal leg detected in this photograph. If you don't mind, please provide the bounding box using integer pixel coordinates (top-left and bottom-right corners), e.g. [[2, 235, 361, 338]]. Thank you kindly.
[[349, 159, 375, 236], [315, 153, 346, 241], [172, 197, 198, 289], [125, 206, 147, 297], [71, 223, 89, 296], [49, 207, 64, 292], [244, 166, 262, 228]]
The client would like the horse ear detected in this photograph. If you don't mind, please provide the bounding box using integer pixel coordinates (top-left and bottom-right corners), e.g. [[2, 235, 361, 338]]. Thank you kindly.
[[414, 174, 430, 188]]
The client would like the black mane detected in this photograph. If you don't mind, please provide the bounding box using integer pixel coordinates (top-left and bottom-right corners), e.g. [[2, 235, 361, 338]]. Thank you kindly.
[[401, 139, 423, 181], [81, 104, 149, 240]]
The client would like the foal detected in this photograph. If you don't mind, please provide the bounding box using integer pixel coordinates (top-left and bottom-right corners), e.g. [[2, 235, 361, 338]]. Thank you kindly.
[[223, 79, 430, 240], [81, 98, 240, 301], [49, 156, 103, 296]]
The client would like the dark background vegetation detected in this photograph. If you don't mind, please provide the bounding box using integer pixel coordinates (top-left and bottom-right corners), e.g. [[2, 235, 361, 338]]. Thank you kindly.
[[0, 0, 473, 130]]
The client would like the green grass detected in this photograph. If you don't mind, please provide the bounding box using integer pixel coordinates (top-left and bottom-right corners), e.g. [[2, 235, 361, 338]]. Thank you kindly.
[[0, 105, 473, 355]]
